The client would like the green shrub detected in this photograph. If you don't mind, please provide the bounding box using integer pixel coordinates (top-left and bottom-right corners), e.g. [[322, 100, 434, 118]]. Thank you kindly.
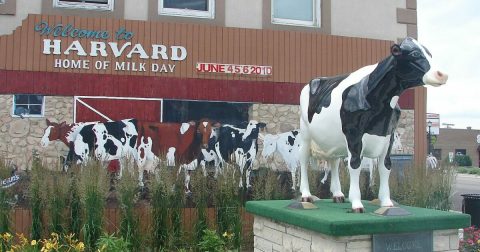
[[197, 229, 225, 252], [455, 155, 472, 167], [96, 233, 130, 252]]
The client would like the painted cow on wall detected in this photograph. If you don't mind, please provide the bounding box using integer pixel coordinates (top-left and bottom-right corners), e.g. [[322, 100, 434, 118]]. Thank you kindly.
[[74, 119, 138, 177], [40, 119, 97, 170], [135, 119, 214, 186], [299, 37, 448, 212], [214, 120, 266, 188], [261, 130, 301, 189]]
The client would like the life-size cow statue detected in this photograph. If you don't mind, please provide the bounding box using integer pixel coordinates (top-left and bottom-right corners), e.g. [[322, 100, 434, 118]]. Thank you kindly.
[[299, 37, 448, 212]]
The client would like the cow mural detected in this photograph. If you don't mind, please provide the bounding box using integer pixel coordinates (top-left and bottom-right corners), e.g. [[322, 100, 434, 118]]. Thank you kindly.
[[136, 119, 214, 187], [214, 120, 266, 188], [298, 37, 448, 212], [74, 119, 138, 179], [261, 130, 301, 190], [40, 119, 96, 170]]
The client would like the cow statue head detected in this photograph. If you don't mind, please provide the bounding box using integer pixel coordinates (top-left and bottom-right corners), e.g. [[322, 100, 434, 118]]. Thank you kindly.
[[41, 119, 67, 147], [391, 37, 448, 89]]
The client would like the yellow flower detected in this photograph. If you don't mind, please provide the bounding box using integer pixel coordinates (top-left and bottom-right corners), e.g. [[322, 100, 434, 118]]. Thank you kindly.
[[223, 231, 228, 237], [75, 241, 85, 251], [31, 239, 37, 246]]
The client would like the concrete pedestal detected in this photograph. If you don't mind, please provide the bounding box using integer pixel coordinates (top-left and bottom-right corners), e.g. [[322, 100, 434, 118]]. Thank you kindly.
[[246, 200, 470, 252]]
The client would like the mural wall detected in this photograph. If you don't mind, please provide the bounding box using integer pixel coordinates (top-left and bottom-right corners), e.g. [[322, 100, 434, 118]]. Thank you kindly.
[[0, 94, 415, 172]]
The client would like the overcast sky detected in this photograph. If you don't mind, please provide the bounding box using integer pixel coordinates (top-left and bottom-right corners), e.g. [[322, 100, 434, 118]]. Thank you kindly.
[[417, 0, 480, 130]]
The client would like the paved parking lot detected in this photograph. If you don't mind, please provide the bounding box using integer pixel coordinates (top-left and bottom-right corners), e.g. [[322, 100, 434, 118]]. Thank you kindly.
[[452, 173, 480, 212]]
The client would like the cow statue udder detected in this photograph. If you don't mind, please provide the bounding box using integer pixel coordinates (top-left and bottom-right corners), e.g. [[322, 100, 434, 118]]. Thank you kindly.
[[299, 37, 448, 212]]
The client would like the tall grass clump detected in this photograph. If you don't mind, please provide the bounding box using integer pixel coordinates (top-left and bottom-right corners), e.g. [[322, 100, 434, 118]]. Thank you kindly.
[[169, 169, 185, 250], [192, 169, 209, 245], [80, 160, 109, 251], [0, 159, 14, 234], [45, 171, 69, 235], [216, 164, 241, 249], [389, 164, 455, 211], [252, 167, 290, 201], [150, 165, 172, 250], [29, 154, 44, 240], [117, 163, 140, 250], [67, 171, 82, 237]]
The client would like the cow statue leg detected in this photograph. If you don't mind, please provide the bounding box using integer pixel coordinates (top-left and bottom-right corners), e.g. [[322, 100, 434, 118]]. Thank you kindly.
[[378, 151, 394, 207], [347, 150, 364, 213], [298, 122, 313, 202], [329, 158, 345, 203]]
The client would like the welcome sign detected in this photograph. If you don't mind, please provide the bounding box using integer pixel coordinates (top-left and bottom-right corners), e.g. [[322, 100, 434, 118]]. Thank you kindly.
[[34, 21, 187, 73]]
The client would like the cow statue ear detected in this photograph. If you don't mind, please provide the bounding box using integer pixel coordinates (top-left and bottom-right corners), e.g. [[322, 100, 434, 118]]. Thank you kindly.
[[391, 44, 402, 57], [46, 118, 51, 125], [60, 121, 67, 126], [213, 122, 222, 128]]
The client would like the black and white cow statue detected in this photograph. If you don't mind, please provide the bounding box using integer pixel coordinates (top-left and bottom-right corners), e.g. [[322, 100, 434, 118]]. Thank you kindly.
[[298, 37, 448, 212], [215, 120, 266, 188]]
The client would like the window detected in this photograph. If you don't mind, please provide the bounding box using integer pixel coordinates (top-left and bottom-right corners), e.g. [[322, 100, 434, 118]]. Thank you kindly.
[[12, 95, 45, 118], [159, 0, 215, 19], [0, 0, 5, 5], [455, 149, 467, 156], [271, 0, 320, 27], [53, 0, 114, 11], [163, 100, 250, 124]]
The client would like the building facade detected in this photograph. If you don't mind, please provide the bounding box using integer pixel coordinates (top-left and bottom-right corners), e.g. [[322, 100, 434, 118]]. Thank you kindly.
[[434, 127, 480, 168], [0, 0, 426, 170]]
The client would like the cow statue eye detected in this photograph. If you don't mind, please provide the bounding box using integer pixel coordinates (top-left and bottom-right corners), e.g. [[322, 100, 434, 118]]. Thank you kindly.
[[410, 51, 421, 58]]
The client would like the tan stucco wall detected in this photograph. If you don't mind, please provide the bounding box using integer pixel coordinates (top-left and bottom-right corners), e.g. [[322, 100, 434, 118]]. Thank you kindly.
[[0, 95, 73, 170], [0, 0, 41, 35], [124, 0, 148, 21], [225, 0, 262, 29], [330, 0, 407, 41]]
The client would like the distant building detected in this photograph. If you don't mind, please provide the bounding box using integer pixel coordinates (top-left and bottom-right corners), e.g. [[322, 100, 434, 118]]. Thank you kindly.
[[433, 127, 480, 167]]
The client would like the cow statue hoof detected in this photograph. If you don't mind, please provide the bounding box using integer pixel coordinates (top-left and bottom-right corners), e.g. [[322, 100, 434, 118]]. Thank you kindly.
[[351, 208, 365, 213], [332, 196, 345, 203], [299, 195, 320, 203]]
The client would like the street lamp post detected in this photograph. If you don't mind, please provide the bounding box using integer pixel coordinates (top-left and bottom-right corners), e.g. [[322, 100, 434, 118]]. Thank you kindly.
[[427, 120, 432, 155]]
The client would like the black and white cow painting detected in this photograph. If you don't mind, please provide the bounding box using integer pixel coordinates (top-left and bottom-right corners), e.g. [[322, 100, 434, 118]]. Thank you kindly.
[[200, 120, 266, 188], [74, 119, 138, 178], [299, 37, 448, 212], [261, 130, 301, 189]]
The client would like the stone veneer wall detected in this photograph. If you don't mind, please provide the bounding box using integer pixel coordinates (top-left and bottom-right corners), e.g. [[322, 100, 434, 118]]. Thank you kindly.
[[253, 216, 460, 252], [0, 95, 73, 170], [250, 103, 415, 171]]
